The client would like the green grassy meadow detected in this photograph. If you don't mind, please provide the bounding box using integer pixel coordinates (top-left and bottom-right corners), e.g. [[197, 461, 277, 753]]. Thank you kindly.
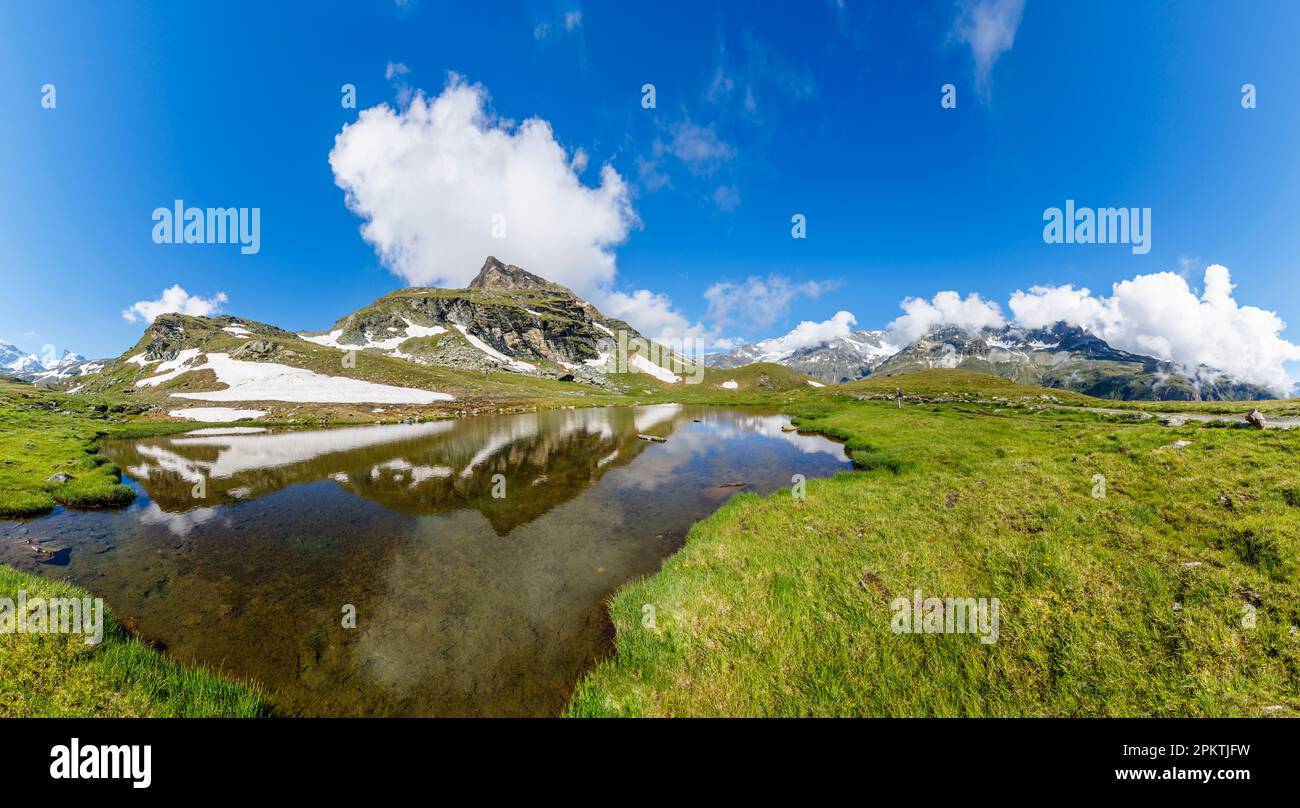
[[3, 366, 1296, 717], [569, 379, 1299, 716]]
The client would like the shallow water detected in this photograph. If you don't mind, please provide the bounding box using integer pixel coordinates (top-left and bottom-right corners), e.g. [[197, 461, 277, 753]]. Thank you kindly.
[[0, 405, 849, 716]]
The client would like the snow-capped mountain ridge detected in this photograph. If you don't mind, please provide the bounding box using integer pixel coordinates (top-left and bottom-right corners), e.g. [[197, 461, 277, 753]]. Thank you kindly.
[[707, 319, 1275, 400], [872, 321, 1275, 400], [706, 329, 898, 383], [0, 339, 109, 386]]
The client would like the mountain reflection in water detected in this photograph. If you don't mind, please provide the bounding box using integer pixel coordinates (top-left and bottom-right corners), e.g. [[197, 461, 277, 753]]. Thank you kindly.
[[0, 405, 849, 716]]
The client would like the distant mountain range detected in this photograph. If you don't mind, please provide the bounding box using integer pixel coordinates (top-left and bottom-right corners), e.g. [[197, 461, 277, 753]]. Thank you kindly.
[[706, 329, 898, 383], [708, 320, 1274, 401], [5, 257, 1279, 403], [0, 340, 108, 386]]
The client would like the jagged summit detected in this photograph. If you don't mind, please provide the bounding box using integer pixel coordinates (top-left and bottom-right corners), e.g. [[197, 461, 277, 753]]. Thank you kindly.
[[706, 329, 897, 383], [468, 256, 575, 296], [0, 339, 107, 386]]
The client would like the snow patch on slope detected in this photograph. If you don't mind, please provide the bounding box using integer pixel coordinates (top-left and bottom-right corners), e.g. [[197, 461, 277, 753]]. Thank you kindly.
[[629, 352, 680, 383], [168, 407, 267, 422], [138, 352, 452, 403], [451, 324, 535, 372]]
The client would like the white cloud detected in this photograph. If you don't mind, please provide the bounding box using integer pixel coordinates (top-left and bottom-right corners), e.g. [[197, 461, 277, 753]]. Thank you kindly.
[[889, 291, 1006, 343], [706, 68, 736, 105], [385, 62, 414, 106], [330, 74, 710, 346], [329, 74, 636, 294], [598, 288, 711, 344], [712, 184, 742, 212], [534, 9, 582, 41], [705, 275, 835, 330], [1009, 265, 1300, 392], [658, 120, 734, 175], [953, 0, 1025, 94], [756, 310, 858, 356], [636, 119, 734, 193], [123, 285, 228, 325], [636, 155, 672, 191]]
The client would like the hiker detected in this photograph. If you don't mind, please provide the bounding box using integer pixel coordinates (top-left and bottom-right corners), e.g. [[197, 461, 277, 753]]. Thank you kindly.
[[896, 387, 902, 409]]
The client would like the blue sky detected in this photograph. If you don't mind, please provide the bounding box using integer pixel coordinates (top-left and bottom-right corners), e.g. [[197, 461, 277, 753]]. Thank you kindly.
[[3, 1, 1300, 387]]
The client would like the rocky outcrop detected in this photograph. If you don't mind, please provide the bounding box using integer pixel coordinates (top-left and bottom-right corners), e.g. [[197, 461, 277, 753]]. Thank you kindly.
[[230, 339, 278, 360], [136, 315, 293, 363], [468, 256, 576, 296]]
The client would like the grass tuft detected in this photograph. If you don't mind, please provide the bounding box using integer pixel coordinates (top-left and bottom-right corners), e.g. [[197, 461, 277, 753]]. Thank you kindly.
[[0, 567, 265, 717]]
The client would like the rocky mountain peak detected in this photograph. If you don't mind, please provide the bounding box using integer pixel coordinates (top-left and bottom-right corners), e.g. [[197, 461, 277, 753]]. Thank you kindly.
[[705, 328, 899, 383], [468, 256, 574, 296]]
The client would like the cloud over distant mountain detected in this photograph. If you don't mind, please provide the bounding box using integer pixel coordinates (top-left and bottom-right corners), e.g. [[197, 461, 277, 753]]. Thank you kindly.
[[877, 264, 1300, 392], [757, 310, 858, 355], [1009, 265, 1300, 392], [889, 291, 1006, 343]]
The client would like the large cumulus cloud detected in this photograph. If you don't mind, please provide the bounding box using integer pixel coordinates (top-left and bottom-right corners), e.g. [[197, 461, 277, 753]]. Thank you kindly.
[[1010, 265, 1300, 392], [889, 291, 1006, 343], [328, 74, 719, 342], [330, 75, 636, 293]]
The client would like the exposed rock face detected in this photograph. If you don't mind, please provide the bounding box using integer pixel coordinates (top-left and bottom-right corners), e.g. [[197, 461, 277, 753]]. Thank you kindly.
[[395, 329, 611, 387], [230, 339, 278, 360], [138, 315, 192, 362], [397, 331, 499, 372], [467, 256, 576, 296]]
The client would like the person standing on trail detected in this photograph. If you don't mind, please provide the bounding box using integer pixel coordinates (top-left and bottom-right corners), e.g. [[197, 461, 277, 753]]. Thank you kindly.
[[896, 387, 902, 409]]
